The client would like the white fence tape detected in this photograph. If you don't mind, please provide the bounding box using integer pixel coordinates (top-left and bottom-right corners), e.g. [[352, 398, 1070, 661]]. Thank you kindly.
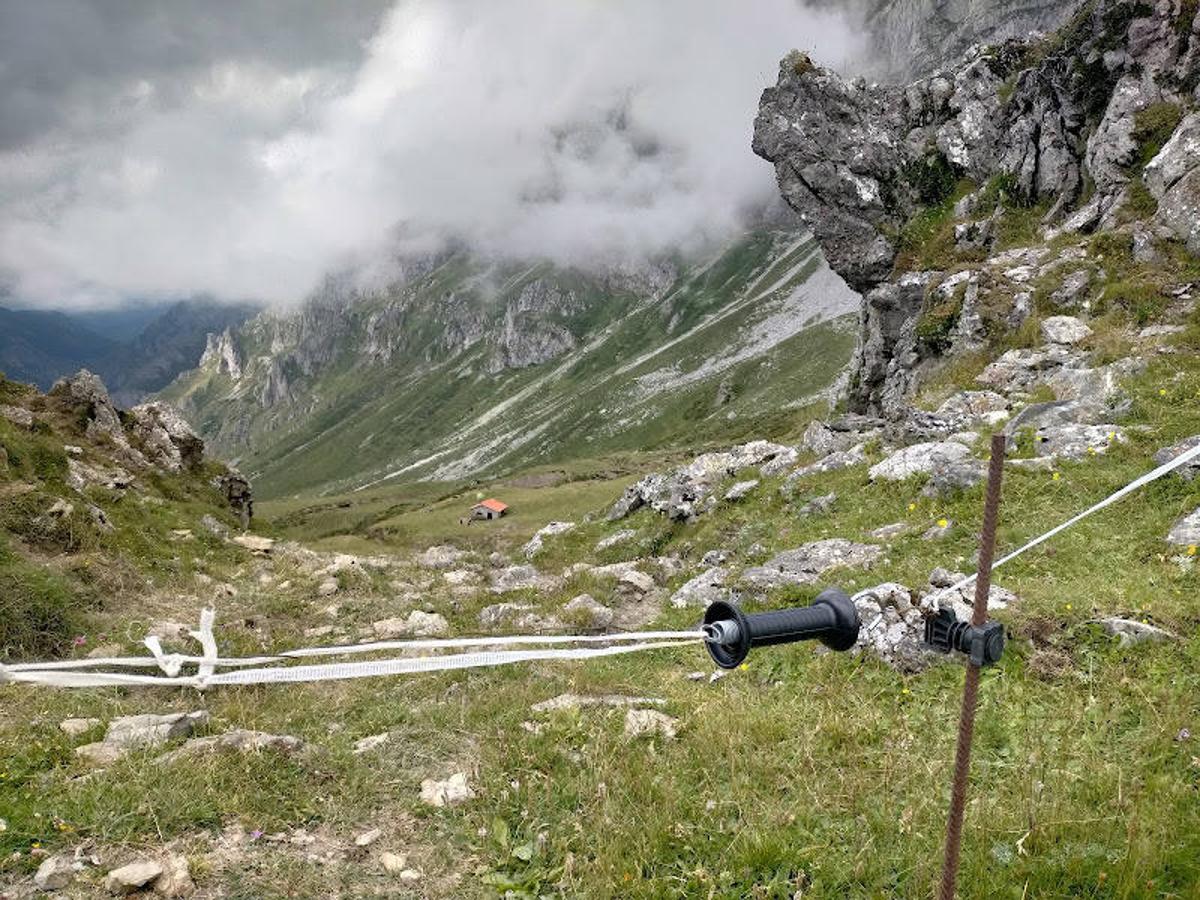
[[3, 442, 1198, 691]]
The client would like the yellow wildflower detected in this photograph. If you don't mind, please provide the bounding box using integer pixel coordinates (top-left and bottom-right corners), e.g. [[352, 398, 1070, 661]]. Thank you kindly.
[[1189, 546, 1197, 556], [1051, 472, 1061, 481], [937, 518, 949, 528]]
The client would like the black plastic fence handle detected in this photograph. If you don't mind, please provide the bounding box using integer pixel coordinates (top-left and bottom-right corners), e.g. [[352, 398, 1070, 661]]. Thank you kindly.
[[702, 587, 860, 669]]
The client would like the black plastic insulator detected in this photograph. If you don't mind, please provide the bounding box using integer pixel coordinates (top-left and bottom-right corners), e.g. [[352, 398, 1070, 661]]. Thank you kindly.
[[923, 608, 1005, 667], [702, 587, 861, 669]]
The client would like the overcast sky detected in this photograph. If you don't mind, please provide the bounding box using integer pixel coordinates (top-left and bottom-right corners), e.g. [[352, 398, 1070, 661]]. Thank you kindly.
[[0, 1, 864, 310]]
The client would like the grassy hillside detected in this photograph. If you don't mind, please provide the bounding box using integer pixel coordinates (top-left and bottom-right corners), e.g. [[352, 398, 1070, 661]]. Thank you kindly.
[[160, 229, 858, 499], [3, 331, 1200, 895]]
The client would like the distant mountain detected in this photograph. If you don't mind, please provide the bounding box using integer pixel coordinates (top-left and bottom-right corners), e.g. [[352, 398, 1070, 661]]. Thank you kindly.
[[161, 225, 859, 498], [99, 300, 259, 406], [0, 300, 256, 404], [0, 307, 118, 390]]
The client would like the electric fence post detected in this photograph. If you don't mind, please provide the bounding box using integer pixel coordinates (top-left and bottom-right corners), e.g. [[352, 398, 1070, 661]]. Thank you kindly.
[[936, 432, 1006, 899]]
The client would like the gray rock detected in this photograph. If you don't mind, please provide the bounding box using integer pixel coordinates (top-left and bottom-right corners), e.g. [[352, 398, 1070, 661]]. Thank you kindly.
[[723, 479, 759, 501], [419, 545, 467, 569], [921, 457, 986, 497], [934, 390, 1009, 421], [60, 717, 101, 737], [127, 402, 205, 472], [532, 693, 665, 713], [922, 520, 954, 540], [419, 772, 474, 807], [596, 529, 636, 551], [623, 708, 678, 740], [1030, 424, 1125, 460], [155, 854, 194, 898], [1139, 324, 1184, 338], [104, 860, 163, 894], [852, 583, 936, 672], [75, 741, 128, 768], [785, 444, 867, 484], [670, 567, 730, 608], [797, 491, 837, 517], [35, 854, 77, 891], [105, 711, 209, 750], [1167, 507, 1200, 546], [561, 594, 614, 631], [616, 569, 656, 598], [372, 611, 449, 638], [490, 564, 558, 594], [869, 441, 973, 481], [1049, 269, 1093, 309], [1040, 315, 1092, 346], [158, 729, 305, 763], [1153, 435, 1200, 481], [522, 521, 575, 559], [1097, 617, 1175, 647], [0, 404, 33, 428], [741, 540, 882, 589], [870, 522, 910, 541], [700, 549, 730, 567]]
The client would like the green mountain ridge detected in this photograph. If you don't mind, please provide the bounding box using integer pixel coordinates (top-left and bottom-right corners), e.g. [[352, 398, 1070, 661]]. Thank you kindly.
[[161, 227, 859, 498]]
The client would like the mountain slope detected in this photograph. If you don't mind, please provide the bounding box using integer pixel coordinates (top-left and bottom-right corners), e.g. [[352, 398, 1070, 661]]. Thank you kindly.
[[162, 227, 859, 497], [0, 307, 118, 390]]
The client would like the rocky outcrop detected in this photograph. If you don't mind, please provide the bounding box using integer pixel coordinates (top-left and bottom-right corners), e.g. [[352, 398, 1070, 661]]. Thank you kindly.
[[847, 0, 1078, 81], [128, 402, 205, 472], [755, 0, 1200, 414]]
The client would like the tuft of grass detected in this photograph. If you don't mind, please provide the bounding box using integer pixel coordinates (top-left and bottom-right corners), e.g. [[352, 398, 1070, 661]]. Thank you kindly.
[[1129, 102, 1183, 171]]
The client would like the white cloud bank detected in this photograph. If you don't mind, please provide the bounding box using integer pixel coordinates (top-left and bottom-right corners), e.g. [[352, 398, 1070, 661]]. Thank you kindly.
[[0, 0, 863, 309]]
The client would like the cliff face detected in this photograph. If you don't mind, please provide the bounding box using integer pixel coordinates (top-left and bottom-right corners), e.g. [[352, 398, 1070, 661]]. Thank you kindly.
[[756, 0, 1200, 414], [160, 229, 859, 495], [856, 0, 1079, 79]]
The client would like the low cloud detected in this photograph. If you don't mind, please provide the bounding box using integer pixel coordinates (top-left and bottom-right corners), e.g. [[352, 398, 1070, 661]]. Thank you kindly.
[[0, 0, 864, 309]]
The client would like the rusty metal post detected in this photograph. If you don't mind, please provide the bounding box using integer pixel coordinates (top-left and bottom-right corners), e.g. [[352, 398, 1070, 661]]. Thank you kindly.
[[937, 432, 1006, 900]]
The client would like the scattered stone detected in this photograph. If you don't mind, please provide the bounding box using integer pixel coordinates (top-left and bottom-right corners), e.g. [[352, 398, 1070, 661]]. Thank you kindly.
[[926, 568, 1017, 622], [127, 402, 204, 472], [870, 522, 910, 541], [64, 444, 83, 456], [104, 860, 163, 894], [596, 529, 637, 551], [303, 625, 335, 639], [46, 498, 74, 518], [723, 479, 759, 501], [797, 492, 837, 517], [1030, 424, 1125, 460], [1167, 507, 1200, 546], [419, 545, 467, 569], [199, 515, 228, 537], [700, 549, 730, 567], [1049, 269, 1092, 309], [232, 534, 275, 554], [479, 603, 537, 630], [88, 504, 114, 531], [921, 456, 986, 497], [0, 404, 33, 428], [670, 567, 730, 608], [60, 717, 101, 737], [624, 709, 678, 740], [522, 521, 575, 558], [922, 520, 953, 540], [105, 711, 209, 750], [561, 594, 614, 631], [75, 741, 128, 768], [353, 733, 391, 754], [1139, 324, 1185, 338], [372, 610, 449, 638], [490, 564, 559, 594], [869, 441, 972, 481], [381, 852, 407, 874], [852, 583, 936, 672], [532, 694, 666, 713], [355, 828, 383, 848], [1040, 315, 1092, 346], [1153, 435, 1200, 481], [1096, 617, 1175, 647], [317, 578, 339, 596], [785, 444, 867, 483], [155, 854, 194, 898], [158, 729, 304, 763], [34, 855, 77, 891], [419, 772, 475, 807], [741, 540, 881, 589], [616, 569, 656, 598], [933, 391, 1008, 422]]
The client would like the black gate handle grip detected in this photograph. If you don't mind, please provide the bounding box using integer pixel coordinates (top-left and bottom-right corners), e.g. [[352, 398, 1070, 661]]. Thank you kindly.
[[702, 587, 860, 669]]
